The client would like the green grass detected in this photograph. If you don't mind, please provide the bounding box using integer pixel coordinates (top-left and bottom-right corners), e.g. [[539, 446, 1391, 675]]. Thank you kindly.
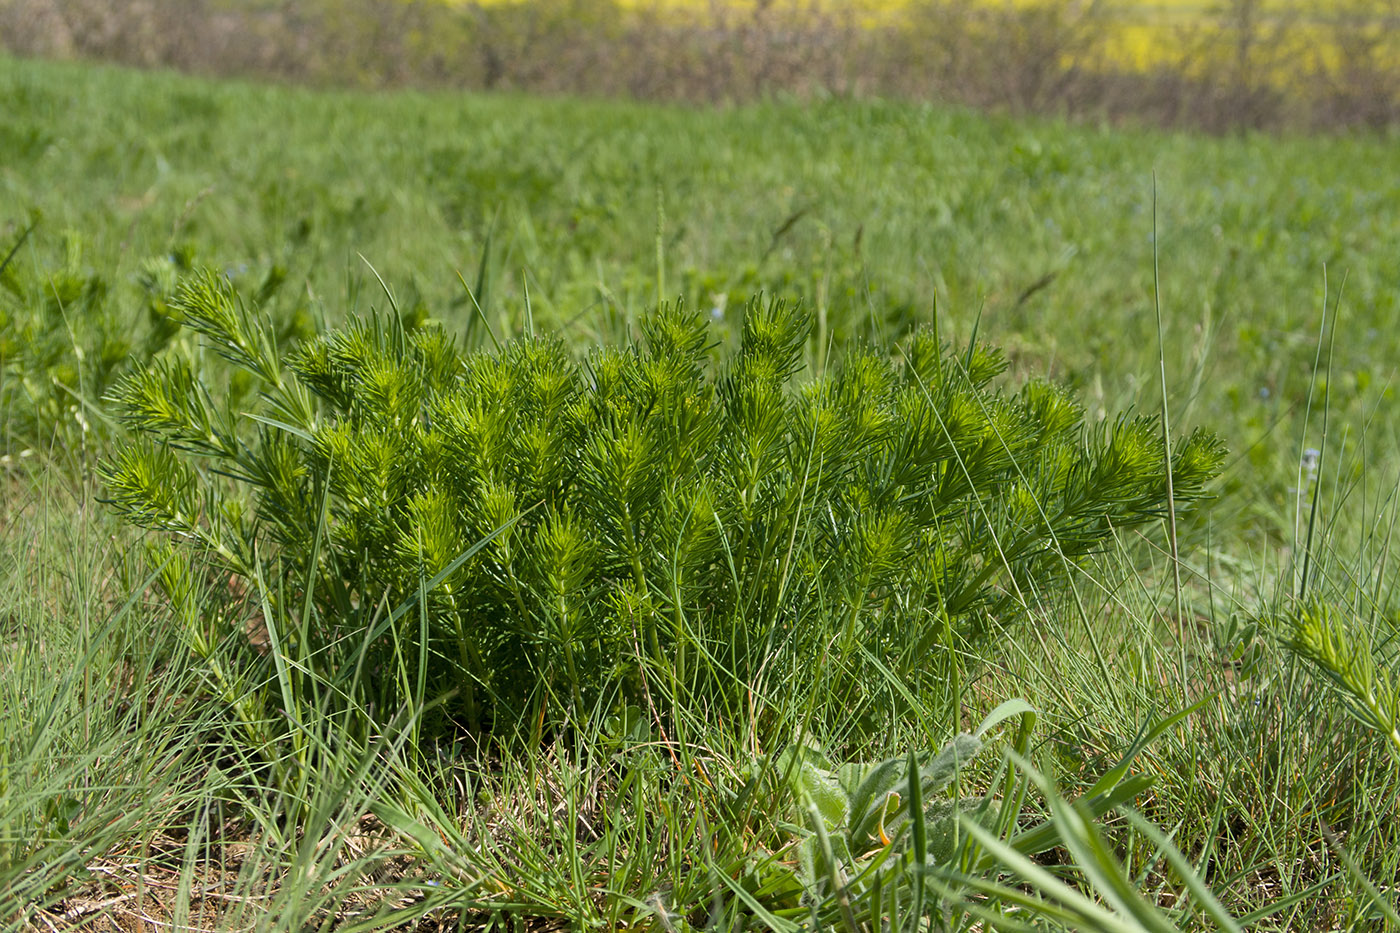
[[3, 53, 1400, 930], [6, 56, 1400, 522]]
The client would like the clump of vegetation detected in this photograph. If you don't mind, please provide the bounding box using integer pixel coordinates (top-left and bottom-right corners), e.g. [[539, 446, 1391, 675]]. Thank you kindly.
[[101, 271, 1224, 744], [0, 219, 304, 457], [0, 219, 157, 455], [6, 53, 1400, 929], [1288, 601, 1400, 763]]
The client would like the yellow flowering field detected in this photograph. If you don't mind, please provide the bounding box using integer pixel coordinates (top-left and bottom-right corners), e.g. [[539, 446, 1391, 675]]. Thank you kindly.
[[456, 0, 1385, 78]]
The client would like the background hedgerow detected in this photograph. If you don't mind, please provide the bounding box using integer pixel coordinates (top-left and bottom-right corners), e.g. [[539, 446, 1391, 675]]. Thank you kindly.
[[101, 273, 1223, 743], [3, 0, 1400, 132]]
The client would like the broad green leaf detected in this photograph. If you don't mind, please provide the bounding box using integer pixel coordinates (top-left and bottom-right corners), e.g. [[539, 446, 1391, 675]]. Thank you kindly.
[[975, 698, 1037, 738]]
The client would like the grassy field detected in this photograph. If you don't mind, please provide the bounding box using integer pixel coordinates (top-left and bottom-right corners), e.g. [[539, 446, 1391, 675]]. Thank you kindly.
[[3, 54, 1400, 930]]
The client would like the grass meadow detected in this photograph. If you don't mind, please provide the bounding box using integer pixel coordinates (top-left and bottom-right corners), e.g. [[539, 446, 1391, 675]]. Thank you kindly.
[[3, 52, 1400, 930]]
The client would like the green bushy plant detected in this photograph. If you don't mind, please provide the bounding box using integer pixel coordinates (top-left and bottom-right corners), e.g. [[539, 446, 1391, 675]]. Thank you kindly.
[[101, 271, 1225, 743]]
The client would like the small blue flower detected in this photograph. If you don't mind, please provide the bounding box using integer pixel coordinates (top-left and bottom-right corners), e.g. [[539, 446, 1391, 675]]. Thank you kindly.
[[1302, 447, 1320, 481]]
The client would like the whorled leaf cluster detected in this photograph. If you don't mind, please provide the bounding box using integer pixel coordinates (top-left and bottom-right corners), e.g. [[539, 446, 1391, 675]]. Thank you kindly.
[[102, 271, 1225, 738]]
